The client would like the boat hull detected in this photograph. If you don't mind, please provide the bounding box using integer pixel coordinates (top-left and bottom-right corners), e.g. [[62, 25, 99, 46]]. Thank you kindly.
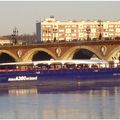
[[0, 68, 120, 88]]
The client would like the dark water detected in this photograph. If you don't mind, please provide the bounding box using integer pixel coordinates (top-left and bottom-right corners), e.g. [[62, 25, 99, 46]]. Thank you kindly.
[[0, 86, 120, 119]]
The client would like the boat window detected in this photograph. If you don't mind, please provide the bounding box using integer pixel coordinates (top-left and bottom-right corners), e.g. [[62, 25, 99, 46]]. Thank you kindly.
[[109, 61, 114, 68], [36, 64, 49, 70], [0, 65, 16, 69], [117, 63, 120, 68], [76, 64, 89, 68], [64, 63, 76, 69], [91, 64, 98, 68]]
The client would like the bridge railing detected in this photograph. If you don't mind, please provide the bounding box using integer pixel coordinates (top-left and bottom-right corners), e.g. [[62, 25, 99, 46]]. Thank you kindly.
[[0, 37, 120, 47]]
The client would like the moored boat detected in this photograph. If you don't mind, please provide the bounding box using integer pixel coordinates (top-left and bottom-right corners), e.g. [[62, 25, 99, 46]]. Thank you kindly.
[[0, 59, 120, 88]]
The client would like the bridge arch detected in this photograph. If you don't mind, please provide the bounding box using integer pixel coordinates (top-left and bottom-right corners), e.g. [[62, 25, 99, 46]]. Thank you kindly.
[[106, 46, 120, 61], [0, 50, 18, 62], [22, 48, 57, 61], [61, 46, 103, 60]]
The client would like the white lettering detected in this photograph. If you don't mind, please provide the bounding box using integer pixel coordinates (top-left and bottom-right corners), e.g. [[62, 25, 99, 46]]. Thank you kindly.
[[8, 76, 38, 81]]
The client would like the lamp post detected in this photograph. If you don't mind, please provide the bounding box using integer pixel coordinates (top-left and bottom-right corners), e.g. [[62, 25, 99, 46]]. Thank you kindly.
[[86, 25, 91, 41], [98, 20, 102, 40], [12, 27, 18, 45], [47, 28, 49, 42]]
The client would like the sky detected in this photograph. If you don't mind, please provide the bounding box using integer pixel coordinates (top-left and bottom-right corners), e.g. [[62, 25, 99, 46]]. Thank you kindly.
[[0, 1, 120, 36]]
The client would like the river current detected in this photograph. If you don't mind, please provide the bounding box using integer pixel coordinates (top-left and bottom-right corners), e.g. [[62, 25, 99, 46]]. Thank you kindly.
[[0, 85, 120, 119]]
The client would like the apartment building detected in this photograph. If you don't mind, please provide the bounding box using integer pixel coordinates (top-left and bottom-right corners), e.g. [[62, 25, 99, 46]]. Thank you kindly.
[[36, 16, 120, 42]]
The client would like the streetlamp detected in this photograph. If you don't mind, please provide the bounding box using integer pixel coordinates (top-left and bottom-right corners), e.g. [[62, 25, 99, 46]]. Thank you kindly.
[[98, 20, 103, 40], [12, 27, 18, 45], [86, 25, 91, 41]]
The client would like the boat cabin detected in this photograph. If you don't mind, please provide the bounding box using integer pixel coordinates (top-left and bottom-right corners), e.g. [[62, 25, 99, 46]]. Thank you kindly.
[[0, 59, 119, 71]]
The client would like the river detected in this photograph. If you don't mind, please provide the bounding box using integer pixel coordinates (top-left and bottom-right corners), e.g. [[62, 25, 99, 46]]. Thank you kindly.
[[0, 85, 120, 119]]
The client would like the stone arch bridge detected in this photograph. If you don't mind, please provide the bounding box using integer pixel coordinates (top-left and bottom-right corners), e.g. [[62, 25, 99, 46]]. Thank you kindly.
[[0, 40, 120, 62]]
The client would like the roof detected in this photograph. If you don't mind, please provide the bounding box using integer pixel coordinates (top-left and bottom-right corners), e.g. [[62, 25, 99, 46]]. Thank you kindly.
[[0, 59, 108, 66]]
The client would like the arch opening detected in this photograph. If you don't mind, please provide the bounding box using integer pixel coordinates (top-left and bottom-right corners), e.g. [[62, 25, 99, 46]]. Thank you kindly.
[[0, 53, 16, 63], [32, 51, 54, 61], [73, 49, 99, 60]]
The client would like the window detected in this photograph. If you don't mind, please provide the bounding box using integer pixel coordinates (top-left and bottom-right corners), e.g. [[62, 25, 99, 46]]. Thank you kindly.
[[109, 25, 114, 28], [109, 29, 114, 32]]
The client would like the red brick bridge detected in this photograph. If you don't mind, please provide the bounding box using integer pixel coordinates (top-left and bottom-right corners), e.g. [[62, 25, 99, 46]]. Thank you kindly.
[[0, 40, 120, 62]]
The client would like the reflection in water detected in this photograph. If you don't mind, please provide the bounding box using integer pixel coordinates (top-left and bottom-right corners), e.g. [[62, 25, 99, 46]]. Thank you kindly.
[[0, 86, 120, 118], [9, 88, 38, 96]]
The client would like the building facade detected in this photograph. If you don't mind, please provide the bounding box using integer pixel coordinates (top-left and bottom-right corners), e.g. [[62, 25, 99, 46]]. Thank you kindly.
[[36, 16, 120, 42], [0, 37, 11, 45]]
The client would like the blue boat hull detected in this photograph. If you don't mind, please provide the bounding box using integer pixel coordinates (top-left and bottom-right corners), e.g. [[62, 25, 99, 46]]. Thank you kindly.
[[0, 68, 120, 87]]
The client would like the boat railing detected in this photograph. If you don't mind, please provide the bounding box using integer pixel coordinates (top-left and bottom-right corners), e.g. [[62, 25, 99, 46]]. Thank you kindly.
[[0, 65, 119, 72], [0, 60, 119, 72]]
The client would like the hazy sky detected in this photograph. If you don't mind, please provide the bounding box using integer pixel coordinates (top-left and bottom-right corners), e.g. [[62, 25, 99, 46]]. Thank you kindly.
[[0, 1, 120, 35]]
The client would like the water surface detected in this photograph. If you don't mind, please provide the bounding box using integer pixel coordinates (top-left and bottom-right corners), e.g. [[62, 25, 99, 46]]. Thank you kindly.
[[0, 86, 120, 119]]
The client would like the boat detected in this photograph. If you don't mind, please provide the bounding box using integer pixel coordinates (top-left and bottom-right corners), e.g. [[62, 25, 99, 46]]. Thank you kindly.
[[0, 59, 120, 88]]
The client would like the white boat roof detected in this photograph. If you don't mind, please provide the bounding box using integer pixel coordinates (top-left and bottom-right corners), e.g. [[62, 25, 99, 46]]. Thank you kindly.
[[0, 59, 108, 66], [34, 59, 108, 65]]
